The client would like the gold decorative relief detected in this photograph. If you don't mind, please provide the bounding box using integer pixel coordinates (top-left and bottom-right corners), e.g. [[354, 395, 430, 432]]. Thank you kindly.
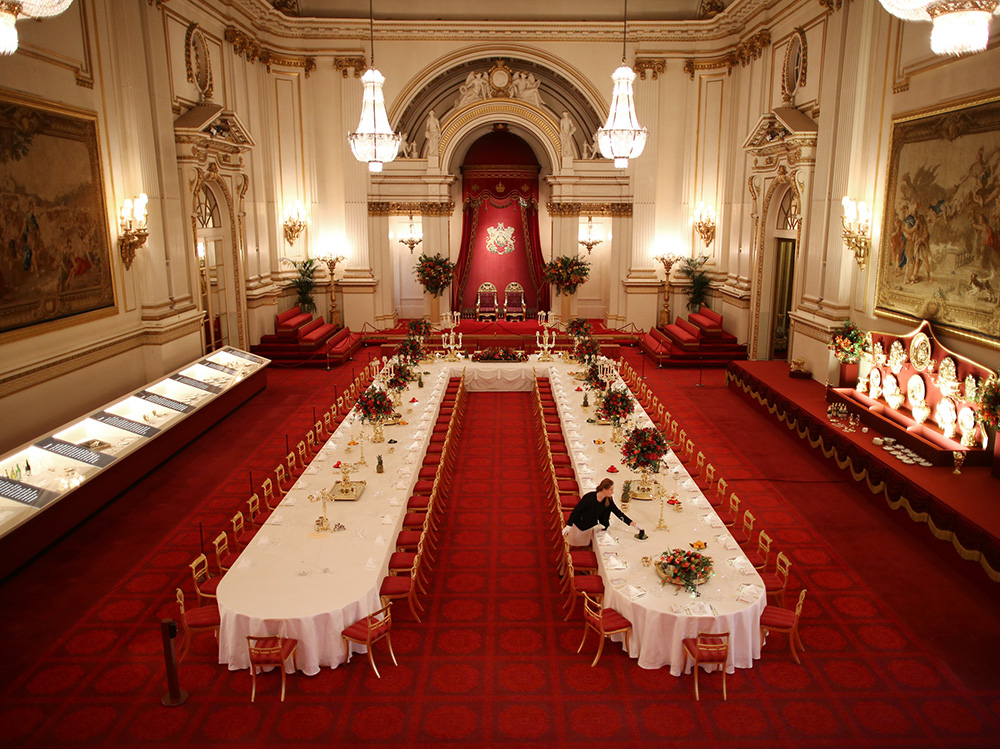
[[633, 57, 666, 80], [683, 29, 771, 79], [367, 201, 455, 217], [334, 56, 367, 78], [546, 202, 633, 218], [224, 27, 317, 77]]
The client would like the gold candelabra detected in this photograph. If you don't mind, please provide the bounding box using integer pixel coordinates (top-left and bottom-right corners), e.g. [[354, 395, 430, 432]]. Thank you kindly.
[[841, 196, 871, 271], [692, 202, 716, 247], [316, 253, 345, 326], [282, 202, 307, 246], [654, 252, 683, 326], [309, 487, 336, 533], [398, 213, 423, 254], [654, 482, 670, 532], [119, 194, 149, 271]]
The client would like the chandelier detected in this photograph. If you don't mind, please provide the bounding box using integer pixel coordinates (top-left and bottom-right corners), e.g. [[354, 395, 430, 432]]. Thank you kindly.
[[878, 0, 1000, 56], [398, 213, 422, 254], [0, 1, 74, 55], [596, 0, 648, 168], [347, 0, 401, 173], [578, 216, 603, 254]]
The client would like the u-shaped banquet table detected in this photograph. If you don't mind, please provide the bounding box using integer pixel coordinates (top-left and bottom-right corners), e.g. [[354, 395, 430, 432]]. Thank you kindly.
[[216, 355, 765, 676]]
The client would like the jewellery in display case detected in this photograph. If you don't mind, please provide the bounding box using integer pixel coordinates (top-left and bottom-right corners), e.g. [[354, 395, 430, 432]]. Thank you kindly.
[[909, 332, 932, 371], [888, 340, 908, 374]]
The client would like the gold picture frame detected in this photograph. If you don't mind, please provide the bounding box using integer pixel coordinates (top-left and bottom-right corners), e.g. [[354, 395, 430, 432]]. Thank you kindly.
[[875, 91, 1000, 349], [0, 89, 115, 337]]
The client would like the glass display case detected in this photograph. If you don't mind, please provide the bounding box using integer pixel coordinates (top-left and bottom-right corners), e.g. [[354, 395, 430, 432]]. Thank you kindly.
[[0, 348, 269, 568]]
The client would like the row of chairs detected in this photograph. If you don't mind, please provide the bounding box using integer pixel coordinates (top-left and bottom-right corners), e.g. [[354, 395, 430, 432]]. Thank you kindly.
[[174, 358, 386, 694], [619, 358, 809, 667], [530, 375, 635, 667]]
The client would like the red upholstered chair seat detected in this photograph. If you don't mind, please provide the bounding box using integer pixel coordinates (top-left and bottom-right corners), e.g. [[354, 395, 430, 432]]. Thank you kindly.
[[389, 551, 415, 570], [544, 415, 561, 425], [706, 494, 724, 508], [601, 609, 631, 631], [759, 605, 796, 629], [433, 424, 450, 434], [396, 530, 421, 547], [574, 575, 605, 595], [418, 466, 438, 480], [554, 466, 576, 479], [571, 550, 598, 568], [185, 605, 221, 628], [413, 480, 435, 494], [759, 572, 782, 591], [545, 423, 563, 434], [200, 577, 222, 595], [551, 453, 572, 465], [425, 443, 444, 454], [403, 513, 425, 529], [557, 480, 580, 494], [342, 619, 372, 640], [406, 496, 430, 510], [249, 636, 297, 666], [380, 576, 412, 596], [430, 433, 447, 443], [220, 551, 240, 569]]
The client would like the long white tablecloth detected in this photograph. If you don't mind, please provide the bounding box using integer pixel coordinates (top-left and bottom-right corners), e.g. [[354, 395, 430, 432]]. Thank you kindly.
[[217, 355, 762, 676], [547, 366, 765, 674]]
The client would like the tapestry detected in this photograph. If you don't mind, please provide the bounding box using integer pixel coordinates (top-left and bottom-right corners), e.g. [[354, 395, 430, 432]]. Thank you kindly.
[[876, 95, 1000, 346], [0, 92, 114, 335]]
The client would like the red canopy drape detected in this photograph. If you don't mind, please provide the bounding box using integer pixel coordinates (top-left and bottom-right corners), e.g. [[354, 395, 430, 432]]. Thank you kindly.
[[452, 128, 548, 317]]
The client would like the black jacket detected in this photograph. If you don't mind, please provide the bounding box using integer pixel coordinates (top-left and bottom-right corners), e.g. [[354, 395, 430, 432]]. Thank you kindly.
[[567, 491, 633, 531]]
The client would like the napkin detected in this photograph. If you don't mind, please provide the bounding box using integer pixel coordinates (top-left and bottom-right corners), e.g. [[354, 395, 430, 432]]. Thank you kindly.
[[267, 514, 283, 525], [604, 554, 627, 570], [731, 557, 756, 575], [715, 534, 738, 550], [737, 584, 764, 603], [389, 498, 402, 507], [403, 455, 416, 465], [257, 534, 273, 546], [381, 514, 393, 525], [284, 497, 297, 507], [670, 603, 686, 614], [364, 558, 377, 570], [627, 584, 646, 600], [237, 558, 253, 569], [597, 532, 618, 548], [374, 534, 386, 546], [304, 467, 318, 475], [0, 510, 14, 524], [610, 577, 627, 589], [394, 480, 408, 490], [701, 513, 724, 528], [688, 602, 714, 617]]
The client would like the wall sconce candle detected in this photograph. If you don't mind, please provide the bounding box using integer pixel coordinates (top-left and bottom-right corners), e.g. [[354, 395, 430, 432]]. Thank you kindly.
[[692, 202, 717, 247], [841, 196, 871, 270], [119, 193, 149, 271], [283, 201, 307, 247]]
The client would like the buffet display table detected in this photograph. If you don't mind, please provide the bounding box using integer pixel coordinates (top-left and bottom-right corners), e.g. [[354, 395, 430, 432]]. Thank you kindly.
[[547, 367, 765, 673], [217, 355, 764, 675]]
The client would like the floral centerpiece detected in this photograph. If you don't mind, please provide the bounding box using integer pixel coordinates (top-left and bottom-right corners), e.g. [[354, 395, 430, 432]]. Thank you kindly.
[[566, 317, 593, 339], [407, 319, 432, 339], [356, 387, 394, 423], [622, 426, 669, 495], [574, 336, 601, 366], [543, 255, 591, 296], [974, 371, 1000, 429], [584, 363, 608, 393], [397, 336, 425, 365], [471, 346, 528, 362], [597, 387, 634, 426], [414, 253, 456, 297], [385, 362, 414, 393], [829, 319, 868, 363], [656, 548, 714, 595]]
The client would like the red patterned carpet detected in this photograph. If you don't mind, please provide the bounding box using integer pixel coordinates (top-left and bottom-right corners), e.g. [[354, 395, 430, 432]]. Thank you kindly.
[[1, 355, 999, 746]]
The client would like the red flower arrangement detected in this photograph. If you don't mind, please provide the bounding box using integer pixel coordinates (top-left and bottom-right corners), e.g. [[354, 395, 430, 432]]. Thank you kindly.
[[415, 253, 456, 297], [621, 426, 669, 472], [407, 319, 432, 339], [356, 387, 394, 423], [574, 336, 601, 365], [584, 363, 607, 392], [543, 255, 591, 296], [385, 362, 414, 392], [471, 346, 528, 362], [396, 336, 425, 364], [828, 319, 868, 363], [975, 372, 1000, 429], [657, 548, 714, 595], [597, 386, 634, 425], [566, 317, 593, 339]]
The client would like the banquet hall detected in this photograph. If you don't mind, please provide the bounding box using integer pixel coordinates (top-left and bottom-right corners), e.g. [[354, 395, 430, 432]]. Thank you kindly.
[[1, 0, 999, 746]]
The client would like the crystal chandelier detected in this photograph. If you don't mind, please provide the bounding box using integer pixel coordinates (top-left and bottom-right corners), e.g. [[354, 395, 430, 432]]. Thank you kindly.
[[0, 0, 74, 55], [596, 0, 648, 168], [347, 0, 401, 173], [878, 0, 1000, 56]]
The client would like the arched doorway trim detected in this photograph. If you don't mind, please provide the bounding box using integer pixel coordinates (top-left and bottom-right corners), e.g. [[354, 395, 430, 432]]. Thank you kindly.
[[439, 101, 560, 175]]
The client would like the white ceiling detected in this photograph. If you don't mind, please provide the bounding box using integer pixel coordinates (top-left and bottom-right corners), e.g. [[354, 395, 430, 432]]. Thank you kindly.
[[293, 1, 720, 22]]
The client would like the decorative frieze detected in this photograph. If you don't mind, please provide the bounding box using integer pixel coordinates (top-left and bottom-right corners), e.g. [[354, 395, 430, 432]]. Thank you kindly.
[[367, 201, 456, 217], [633, 57, 666, 80], [546, 202, 633, 217], [683, 28, 771, 79], [334, 56, 368, 78], [224, 27, 317, 77]]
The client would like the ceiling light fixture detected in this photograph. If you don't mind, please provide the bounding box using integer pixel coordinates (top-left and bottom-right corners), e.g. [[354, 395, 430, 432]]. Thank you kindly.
[[0, 1, 74, 55], [878, 0, 999, 56], [596, 0, 648, 168], [347, 0, 401, 173]]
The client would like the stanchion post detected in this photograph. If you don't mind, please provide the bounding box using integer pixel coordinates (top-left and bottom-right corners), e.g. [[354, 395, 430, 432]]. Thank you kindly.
[[160, 619, 189, 707]]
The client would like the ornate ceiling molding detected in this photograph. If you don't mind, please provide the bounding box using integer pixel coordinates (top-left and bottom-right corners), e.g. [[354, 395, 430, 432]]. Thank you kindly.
[[633, 57, 666, 80], [333, 56, 367, 77], [683, 28, 771, 80], [224, 26, 318, 77], [546, 202, 633, 217], [216, 0, 770, 44], [367, 201, 456, 217]]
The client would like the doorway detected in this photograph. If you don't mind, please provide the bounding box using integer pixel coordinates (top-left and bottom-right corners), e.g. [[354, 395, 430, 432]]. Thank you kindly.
[[194, 184, 227, 353], [767, 187, 799, 361]]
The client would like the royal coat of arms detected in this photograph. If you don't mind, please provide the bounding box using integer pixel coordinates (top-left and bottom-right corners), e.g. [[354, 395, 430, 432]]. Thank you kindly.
[[486, 222, 515, 255]]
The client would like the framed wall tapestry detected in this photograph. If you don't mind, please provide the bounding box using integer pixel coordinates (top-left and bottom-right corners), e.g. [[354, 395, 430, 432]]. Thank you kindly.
[[0, 90, 115, 336], [875, 93, 1000, 347]]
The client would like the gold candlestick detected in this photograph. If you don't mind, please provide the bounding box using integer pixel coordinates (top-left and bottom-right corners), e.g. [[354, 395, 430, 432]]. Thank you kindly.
[[309, 487, 335, 533], [654, 482, 669, 531]]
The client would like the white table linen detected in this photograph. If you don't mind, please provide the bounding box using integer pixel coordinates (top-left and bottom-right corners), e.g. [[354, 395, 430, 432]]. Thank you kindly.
[[548, 366, 765, 674]]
